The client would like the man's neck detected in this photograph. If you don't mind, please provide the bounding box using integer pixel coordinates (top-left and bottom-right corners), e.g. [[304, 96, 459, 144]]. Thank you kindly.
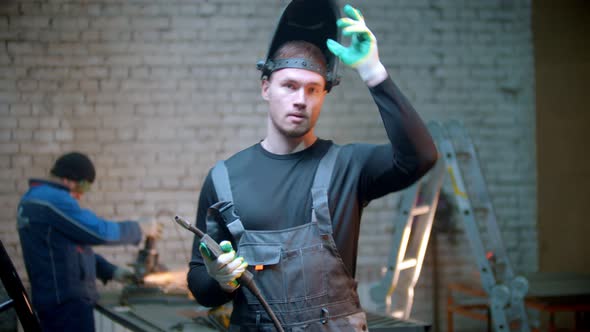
[[47, 176, 82, 200], [260, 134, 317, 155]]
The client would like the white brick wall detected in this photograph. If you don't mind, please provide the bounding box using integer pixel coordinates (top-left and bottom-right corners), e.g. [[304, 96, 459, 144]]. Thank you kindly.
[[0, 1, 535, 331]]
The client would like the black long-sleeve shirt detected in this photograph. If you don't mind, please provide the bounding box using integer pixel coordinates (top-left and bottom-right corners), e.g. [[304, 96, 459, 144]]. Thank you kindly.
[[187, 76, 438, 307]]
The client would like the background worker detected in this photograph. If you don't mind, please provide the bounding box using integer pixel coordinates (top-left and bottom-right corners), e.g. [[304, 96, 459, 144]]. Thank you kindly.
[[187, 2, 438, 330], [17, 151, 161, 332]]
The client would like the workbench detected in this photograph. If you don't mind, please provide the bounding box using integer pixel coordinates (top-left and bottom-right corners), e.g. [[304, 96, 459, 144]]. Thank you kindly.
[[96, 291, 432, 332], [446, 272, 590, 332], [96, 292, 220, 332]]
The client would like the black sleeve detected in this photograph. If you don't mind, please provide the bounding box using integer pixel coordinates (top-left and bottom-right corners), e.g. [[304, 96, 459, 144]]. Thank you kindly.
[[95, 254, 117, 285], [186, 171, 235, 307], [360, 76, 438, 202]]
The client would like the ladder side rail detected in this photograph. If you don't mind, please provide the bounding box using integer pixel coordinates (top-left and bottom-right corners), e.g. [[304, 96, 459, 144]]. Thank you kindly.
[[446, 122, 530, 332], [401, 158, 447, 319], [442, 138, 515, 332], [408, 158, 446, 284], [370, 182, 420, 311], [440, 137, 497, 293], [389, 183, 421, 272], [447, 121, 515, 282], [386, 207, 415, 316], [385, 183, 420, 315], [389, 214, 414, 314]]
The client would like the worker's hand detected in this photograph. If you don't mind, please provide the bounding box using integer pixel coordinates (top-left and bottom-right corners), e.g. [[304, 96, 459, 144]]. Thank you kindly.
[[113, 266, 135, 283], [327, 4, 387, 86], [199, 240, 248, 293], [138, 217, 164, 240]]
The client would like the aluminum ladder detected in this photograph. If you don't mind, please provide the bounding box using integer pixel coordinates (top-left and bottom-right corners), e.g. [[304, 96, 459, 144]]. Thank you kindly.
[[371, 121, 530, 332], [439, 120, 530, 332]]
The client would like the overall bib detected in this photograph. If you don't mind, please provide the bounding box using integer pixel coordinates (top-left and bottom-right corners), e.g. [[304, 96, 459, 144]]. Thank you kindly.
[[209, 145, 368, 331]]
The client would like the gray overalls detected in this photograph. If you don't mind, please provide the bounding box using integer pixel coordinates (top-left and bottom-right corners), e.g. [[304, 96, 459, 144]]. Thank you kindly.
[[209, 145, 368, 331]]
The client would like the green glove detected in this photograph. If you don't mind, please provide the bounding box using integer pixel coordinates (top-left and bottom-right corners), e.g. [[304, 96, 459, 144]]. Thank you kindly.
[[199, 240, 247, 293], [327, 4, 387, 84]]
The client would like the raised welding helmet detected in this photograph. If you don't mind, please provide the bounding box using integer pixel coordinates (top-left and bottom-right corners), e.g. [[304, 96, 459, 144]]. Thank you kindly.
[[256, 0, 341, 92], [50, 152, 96, 184]]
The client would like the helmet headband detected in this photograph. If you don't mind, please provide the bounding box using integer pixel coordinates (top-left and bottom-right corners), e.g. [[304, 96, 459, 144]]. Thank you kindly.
[[258, 58, 327, 79]]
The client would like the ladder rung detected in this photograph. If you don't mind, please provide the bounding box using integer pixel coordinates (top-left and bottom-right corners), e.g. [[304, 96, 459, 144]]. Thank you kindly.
[[411, 205, 430, 216], [398, 259, 417, 270], [391, 310, 404, 319]]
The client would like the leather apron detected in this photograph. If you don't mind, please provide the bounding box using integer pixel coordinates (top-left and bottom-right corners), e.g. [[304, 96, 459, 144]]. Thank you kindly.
[[209, 145, 368, 331]]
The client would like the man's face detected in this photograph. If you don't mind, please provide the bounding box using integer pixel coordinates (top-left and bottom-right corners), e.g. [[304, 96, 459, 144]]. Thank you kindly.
[[261, 68, 327, 138]]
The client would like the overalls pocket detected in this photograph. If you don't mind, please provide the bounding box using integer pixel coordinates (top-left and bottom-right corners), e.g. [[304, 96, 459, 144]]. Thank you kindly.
[[239, 243, 328, 304], [239, 244, 283, 304], [283, 243, 327, 301]]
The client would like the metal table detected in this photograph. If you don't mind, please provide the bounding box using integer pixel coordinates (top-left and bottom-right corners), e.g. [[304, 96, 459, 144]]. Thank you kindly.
[[96, 292, 431, 332], [96, 292, 219, 332]]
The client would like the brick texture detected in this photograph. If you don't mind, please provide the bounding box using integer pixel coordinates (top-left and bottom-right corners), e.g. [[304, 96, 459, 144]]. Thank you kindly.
[[0, 1, 535, 331]]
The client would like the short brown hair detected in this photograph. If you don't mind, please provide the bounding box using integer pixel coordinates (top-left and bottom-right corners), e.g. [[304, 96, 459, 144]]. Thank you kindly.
[[271, 40, 327, 75]]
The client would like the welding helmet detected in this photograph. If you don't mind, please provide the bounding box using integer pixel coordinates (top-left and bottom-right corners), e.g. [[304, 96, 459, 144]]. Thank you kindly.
[[256, 0, 341, 92], [51, 152, 96, 184]]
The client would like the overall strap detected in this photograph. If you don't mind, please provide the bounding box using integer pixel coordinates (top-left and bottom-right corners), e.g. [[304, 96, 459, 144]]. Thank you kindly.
[[311, 144, 341, 235], [209, 161, 245, 243], [211, 160, 233, 202]]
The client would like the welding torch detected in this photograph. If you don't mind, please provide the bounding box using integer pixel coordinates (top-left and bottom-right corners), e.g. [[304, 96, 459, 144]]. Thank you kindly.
[[174, 215, 285, 332]]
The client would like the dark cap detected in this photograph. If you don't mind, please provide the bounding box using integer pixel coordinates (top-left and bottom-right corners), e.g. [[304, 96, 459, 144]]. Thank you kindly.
[[50, 152, 96, 183]]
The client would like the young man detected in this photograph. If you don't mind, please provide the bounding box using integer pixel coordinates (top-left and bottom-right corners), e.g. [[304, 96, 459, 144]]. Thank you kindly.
[[17, 152, 158, 332], [187, 4, 438, 331]]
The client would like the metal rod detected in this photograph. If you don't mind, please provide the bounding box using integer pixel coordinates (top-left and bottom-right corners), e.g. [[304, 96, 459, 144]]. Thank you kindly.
[[0, 239, 42, 332]]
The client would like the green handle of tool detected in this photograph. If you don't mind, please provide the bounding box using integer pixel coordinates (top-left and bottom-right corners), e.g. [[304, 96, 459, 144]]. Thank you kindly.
[[201, 234, 254, 289], [200, 234, 226, 260], [200, 235, 255, 288]]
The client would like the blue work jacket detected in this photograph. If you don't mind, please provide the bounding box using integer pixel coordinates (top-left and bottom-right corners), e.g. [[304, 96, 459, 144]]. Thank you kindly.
[[17, 179, 142, 311]]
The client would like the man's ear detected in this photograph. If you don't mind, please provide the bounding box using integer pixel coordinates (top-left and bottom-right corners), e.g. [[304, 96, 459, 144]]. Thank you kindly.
[[261, 79, 270, 101], [60, 178, 82, 200], [61, 178, 76, 191]]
